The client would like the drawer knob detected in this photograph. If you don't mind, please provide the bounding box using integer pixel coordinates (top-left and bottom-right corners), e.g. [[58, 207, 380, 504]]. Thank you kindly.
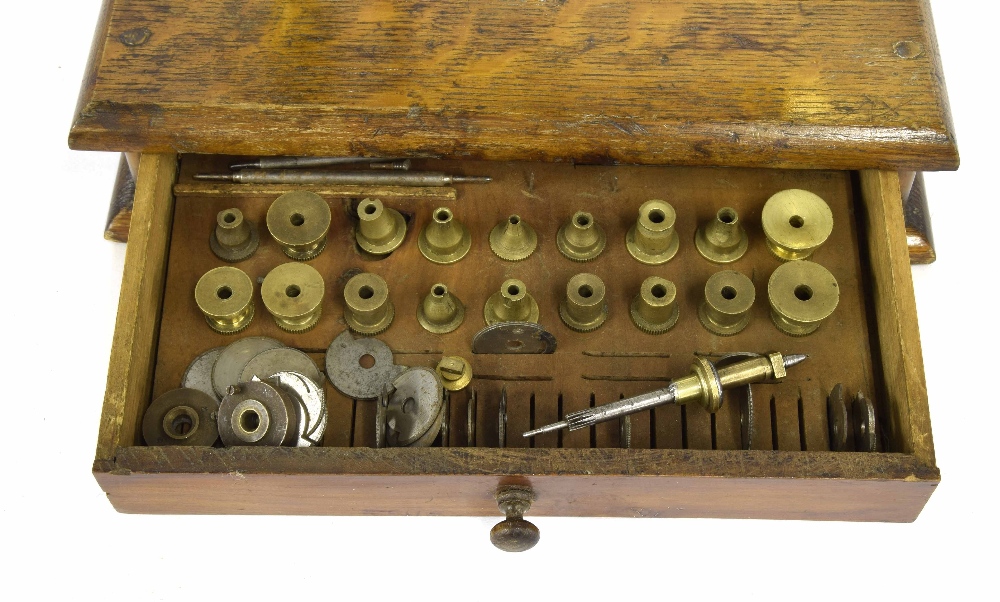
[[491, 486, 539, 553]]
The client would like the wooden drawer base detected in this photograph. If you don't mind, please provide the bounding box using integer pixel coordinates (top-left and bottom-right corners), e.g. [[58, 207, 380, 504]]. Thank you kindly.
[[94, 154, 937, 521]]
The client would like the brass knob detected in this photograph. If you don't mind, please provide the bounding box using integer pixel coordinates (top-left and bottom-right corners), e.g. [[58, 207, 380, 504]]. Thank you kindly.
[[418, 207, 471, 264], [343, 272, 394, 335], [556, 211, 606, 262], [356, 198, 407, 255], [210, 207, 259, 262], [559, 273, 608, 332], [194, 266, 255, 334], [489, 215, 537, 261], [626, 200, 679, 264], [490, 485, 540, 553], [630, 276, 679, 334], [484, 279, 540, 325], [416, 283, 465, 334], [261, 263, 325, 333], [695, 207, 748, 263], [768, 260, 839, 336], [698, 270, 755, 336], [761, 189, 833, 261], [436, 356, 473, 391], [266, 191, 332, 260]]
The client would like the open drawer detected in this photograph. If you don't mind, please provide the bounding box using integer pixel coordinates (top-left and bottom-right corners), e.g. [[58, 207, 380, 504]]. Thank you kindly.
[[95, 152, 936, 528]]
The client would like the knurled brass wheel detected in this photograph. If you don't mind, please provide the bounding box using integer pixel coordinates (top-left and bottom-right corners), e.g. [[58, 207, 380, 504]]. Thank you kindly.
[[261, 262, 325, 333], [266, 191, 332, 260], [194, 266, 255, 334]]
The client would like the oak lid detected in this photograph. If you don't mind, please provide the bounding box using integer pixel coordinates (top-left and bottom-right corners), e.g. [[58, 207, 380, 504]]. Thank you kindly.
[[69, 0, 958, 171]]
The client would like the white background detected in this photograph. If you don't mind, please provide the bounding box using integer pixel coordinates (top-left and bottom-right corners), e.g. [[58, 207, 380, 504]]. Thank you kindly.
[[1, 2, 993, 599]]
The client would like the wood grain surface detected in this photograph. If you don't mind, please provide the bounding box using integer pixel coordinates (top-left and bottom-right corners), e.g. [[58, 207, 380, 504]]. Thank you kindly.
[[99, 448, 937, 521], [95, 153, 177, 466], [70, 0, 958, 171]]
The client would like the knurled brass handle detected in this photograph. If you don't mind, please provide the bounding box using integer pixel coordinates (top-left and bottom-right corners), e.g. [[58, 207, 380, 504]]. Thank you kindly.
[[490, 486, 539, 553]]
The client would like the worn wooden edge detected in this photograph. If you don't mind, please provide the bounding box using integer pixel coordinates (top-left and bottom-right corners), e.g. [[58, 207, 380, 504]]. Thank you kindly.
[[859, 170, 935, 465], [95, 448, 937, 521], [903, 173, 936, 264], [70, 108, 960, 172], [104, 154, 134, 242], [71, 0, 115, 135], [95, 153, 178, 462]]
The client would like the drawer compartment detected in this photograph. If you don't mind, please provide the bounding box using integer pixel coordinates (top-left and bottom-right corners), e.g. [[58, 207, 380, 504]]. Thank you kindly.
[[95, 154, 936, 521]]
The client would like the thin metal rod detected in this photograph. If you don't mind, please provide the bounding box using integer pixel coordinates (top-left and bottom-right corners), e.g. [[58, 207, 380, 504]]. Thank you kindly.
[[194, 170, 491, 187], [230, 156, 407, 170]]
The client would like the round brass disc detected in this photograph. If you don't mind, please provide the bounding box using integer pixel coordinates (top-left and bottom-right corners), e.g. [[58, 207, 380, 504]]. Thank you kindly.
[[629, 276, 680, 334], [698, 271, 755, 336], [489, 215, 537, 262], [261, 262, 325, 333], [761, 189, 833, 260], [418, 208, 471, 264], [626, 200, 680, 265], [194, 267, 255, 334], [484, 279, 539, 325], [768, 260, 839, 336], [266, 191, 332, 260], [356, 199, 407, 255], [558, 273, 608, 332], [142, 388, 220, 446], [436, 356, 473, 392], [344, 272, 395, 335]]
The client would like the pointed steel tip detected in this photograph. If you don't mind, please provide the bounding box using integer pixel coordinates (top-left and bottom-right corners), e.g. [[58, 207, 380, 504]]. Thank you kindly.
[[523, 421, 568, 438], [783, 353, 809, 368], [229, 162, 257, 170]]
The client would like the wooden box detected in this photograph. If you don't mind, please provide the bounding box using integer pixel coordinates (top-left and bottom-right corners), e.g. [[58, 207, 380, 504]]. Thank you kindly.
[[71, 1, 956, 531]]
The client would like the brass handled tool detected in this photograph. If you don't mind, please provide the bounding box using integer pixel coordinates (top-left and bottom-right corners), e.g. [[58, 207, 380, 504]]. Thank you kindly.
[[523, 352, 807, 437], [230, 157, 410, 170], [195, 170, 491, 186]]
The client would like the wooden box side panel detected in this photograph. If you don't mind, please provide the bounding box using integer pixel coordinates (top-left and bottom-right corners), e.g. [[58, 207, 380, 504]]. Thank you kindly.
[[69, 0, 958, 171], [95, 153, 177, 466], [860, 170, 935, 465], [98, 448, 937, 522]]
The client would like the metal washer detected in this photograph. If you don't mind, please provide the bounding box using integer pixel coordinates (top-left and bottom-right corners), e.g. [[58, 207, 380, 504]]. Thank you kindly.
[[212, 336, 285, 398], [181, 347, 224, 400], [268, 371, 328, 447], [325, 330, 402, 399], [142, 388, 220, 447], [240, 347, 324, 387]]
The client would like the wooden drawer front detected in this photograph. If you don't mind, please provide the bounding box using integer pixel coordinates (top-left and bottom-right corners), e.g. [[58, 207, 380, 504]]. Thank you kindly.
[[95, 154, 936, 521]]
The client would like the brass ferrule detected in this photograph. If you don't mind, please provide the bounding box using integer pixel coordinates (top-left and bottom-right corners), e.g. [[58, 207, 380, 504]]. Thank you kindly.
[[344, 272, 395, 335], [418, 207, 471, 264], [630, 276, 679, 334], [194, 266, 255, 334], [266, 191, 332, 261], [210, 208, 259, 262], [484, 279, 540, 325], [356, 198, 407, 255], [698, 270, 756, 336], [559, 273, 608, 332], [695, 207, 748, 264], [436, 356, 473, 391], [416, 283, 466, 334], [260, 263, 325, 333], [489, 215, 538, 261], [767, 260, 840, 336], [626, 200, 680, 264], [556, 211, 606, 262], [762, 189, 834, 261]]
